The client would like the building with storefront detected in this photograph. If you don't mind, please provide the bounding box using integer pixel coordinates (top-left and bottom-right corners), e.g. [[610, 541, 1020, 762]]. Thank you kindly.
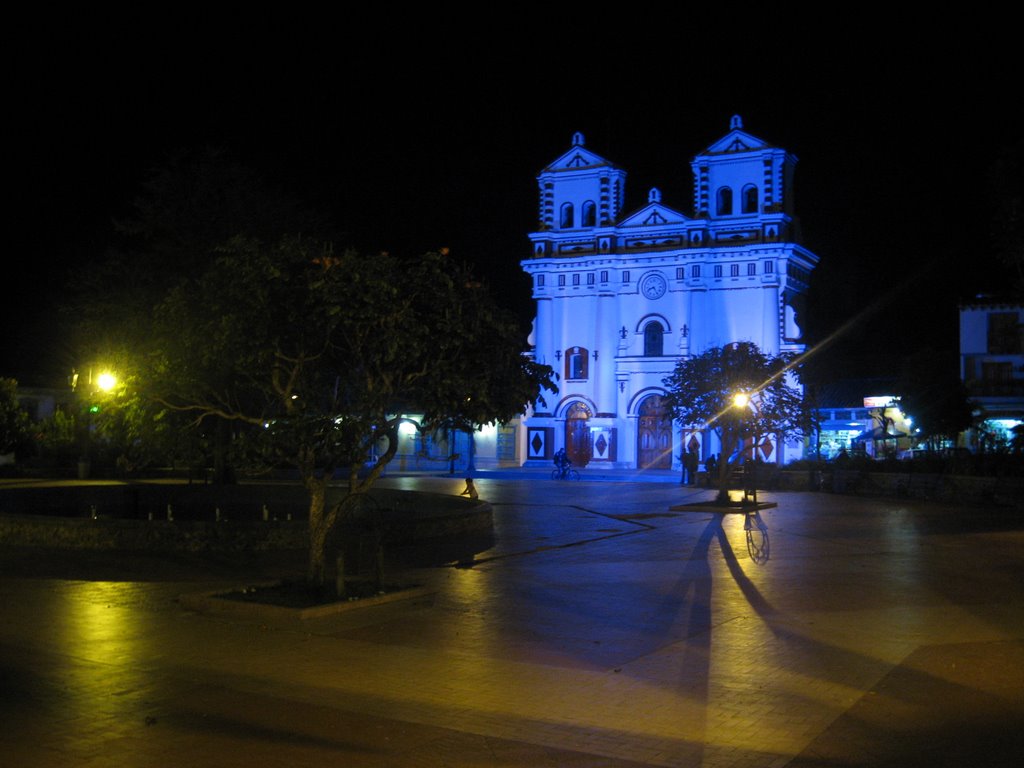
[[959, 300, 1024, 450], [810, 381, 916, 460], [520, 117, 819, 470]]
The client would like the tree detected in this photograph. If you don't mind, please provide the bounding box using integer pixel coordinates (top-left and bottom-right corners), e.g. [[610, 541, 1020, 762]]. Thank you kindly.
[[0, 378, 30, 458], [896, 349, 974, 452], [32, 408, 78, 467], [63, 149, 332, 481], [661, 342, 809, 502], [114, 146, 330, 272], [144, 237, 554, 588]]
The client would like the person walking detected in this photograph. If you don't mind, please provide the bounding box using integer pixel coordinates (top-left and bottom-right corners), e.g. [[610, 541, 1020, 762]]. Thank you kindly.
[[705, 453, 719, 486], [684, 447, 699, 486]]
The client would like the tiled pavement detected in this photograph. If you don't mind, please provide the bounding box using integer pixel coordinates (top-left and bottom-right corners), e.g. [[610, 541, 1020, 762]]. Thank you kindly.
[[1, 475, 1023, 766]]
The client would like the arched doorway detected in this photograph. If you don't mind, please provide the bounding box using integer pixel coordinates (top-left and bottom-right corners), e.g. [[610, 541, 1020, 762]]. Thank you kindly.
[[638, 395, 672, 469], [564, 402, 592, 467]]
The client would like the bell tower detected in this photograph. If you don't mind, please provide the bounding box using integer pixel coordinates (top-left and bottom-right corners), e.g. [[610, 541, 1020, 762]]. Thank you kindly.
[[691, 115, 797, 222], [534, 132, 626, 245]]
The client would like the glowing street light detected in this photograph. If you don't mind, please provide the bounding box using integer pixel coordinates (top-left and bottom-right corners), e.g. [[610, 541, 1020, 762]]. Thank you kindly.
[[733, 391, 758, 505], [96, 371, 117, 392], [75, 367, 120, 477]]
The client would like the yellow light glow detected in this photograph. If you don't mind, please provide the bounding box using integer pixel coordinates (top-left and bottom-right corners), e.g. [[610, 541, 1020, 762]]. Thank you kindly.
[[96, 372, 117, 392], [733, 392, 749, 409]]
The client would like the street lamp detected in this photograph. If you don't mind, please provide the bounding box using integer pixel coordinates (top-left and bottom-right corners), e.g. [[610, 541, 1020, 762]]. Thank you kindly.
[[96, 371, 117, 393], [76, 367, 119, 479], [733, 392, 757, 505]]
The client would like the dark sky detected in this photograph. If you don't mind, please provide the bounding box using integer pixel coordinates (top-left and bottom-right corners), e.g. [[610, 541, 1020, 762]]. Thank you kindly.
[[6, 20, 1020, 386]]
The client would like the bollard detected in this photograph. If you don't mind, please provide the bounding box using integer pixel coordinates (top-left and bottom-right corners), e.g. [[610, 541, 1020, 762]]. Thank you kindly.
[[262, 504, 269, 522], [215, 507, 221, 522], [167, 504, 174, 521], [148, 511, 153, 521]]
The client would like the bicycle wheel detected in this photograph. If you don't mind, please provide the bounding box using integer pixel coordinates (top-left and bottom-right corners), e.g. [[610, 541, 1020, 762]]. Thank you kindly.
[[551, 469, 560, 480], [569, 469, 580, 481]]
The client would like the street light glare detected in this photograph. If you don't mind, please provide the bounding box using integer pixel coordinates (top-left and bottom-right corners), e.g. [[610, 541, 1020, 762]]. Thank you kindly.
[[733, 392, 750, 409], [96, 372, 117, 392]]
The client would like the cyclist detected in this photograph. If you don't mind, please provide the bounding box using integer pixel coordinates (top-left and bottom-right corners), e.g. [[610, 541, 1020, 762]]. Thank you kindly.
[[553, 448, 571, 478]]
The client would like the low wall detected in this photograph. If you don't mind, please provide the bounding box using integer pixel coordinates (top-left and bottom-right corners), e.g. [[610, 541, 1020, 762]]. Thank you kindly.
[[775, 470, 1024, 508], [0, 514, 308, 553], [0, 482, 313, 521], [0, 484, 492, 553]]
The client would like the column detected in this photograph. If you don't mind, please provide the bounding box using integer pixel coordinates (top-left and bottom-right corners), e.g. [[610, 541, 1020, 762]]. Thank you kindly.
[[596, 293, 617, 415], [762, 283, 779, 355]]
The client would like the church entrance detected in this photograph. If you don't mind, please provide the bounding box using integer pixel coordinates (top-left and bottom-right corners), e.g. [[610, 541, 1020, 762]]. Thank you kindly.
[[638, 395, 672, 469], [564, 402, 592, 467]]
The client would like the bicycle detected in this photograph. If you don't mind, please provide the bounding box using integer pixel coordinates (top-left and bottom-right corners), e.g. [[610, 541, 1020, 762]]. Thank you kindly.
[[551, 465, 580, 481]]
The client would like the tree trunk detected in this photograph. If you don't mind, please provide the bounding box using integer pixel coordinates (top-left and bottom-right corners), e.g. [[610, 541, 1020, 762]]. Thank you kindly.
[[305, 477, 330, 587], [716, 461, 731, 503], [306, 422, 401, 589]]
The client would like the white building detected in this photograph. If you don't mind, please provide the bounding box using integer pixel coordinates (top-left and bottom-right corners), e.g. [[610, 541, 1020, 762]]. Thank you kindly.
[[520, 117, 819, 471], [959, 300, 1024, 449]]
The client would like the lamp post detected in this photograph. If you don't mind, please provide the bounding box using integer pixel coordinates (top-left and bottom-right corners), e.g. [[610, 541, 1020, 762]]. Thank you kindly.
[[733, 392, 757, 505], [76, 368, 118, 479], [733, 392, 749, 465]]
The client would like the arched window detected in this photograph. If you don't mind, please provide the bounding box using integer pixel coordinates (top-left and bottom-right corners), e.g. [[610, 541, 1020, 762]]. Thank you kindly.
[[643, 322, 664, 357], [742, 184, 758, 213], [716, 187, 733, 216], [560, 202, 574, 228], [581, 201, 596, 227]]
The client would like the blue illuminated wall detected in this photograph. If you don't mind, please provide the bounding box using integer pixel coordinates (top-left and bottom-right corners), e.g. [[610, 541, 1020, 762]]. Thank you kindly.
[[521, 116, 819, 470]]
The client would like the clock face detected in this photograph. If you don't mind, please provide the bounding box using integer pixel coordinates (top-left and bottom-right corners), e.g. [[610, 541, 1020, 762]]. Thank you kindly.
[[641, 273, 667, 299]]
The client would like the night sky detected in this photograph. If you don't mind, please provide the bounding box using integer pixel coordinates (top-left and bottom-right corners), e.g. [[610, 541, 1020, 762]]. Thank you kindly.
[[7, 21, 1020, 388]]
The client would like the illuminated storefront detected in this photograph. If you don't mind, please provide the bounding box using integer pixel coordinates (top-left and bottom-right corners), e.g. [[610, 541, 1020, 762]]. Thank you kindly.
[[812, 388, 918, 460]]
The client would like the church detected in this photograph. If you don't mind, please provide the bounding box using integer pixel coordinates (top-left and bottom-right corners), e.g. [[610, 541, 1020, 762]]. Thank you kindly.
[[519, 116, 819, 472]]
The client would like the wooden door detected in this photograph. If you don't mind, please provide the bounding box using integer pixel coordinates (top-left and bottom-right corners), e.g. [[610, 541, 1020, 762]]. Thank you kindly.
[[638, 395, 672, 469], [564, 402, 592, 467]]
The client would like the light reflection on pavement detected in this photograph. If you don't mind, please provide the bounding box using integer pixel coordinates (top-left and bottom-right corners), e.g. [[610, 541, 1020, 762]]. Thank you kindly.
[[2, 477, 1023, 767]]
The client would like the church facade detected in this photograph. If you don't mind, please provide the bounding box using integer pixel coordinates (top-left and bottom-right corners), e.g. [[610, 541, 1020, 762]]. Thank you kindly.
[[520, 117, 819, 471]]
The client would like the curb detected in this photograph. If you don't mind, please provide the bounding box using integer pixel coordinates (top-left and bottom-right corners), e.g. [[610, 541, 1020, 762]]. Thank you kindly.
[[178, 584, 437, 621], [669, 501, 778, 513]]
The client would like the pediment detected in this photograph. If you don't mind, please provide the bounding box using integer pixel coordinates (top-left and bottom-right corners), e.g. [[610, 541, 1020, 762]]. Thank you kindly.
[[543, 132, 618, 172], [618, 202, 690, 228], [702, 128, 771, 155], [544, 145, 615, 172]]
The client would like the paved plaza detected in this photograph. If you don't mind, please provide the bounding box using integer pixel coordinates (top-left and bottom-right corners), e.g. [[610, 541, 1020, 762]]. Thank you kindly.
[[1, 476, 1023, 766]]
